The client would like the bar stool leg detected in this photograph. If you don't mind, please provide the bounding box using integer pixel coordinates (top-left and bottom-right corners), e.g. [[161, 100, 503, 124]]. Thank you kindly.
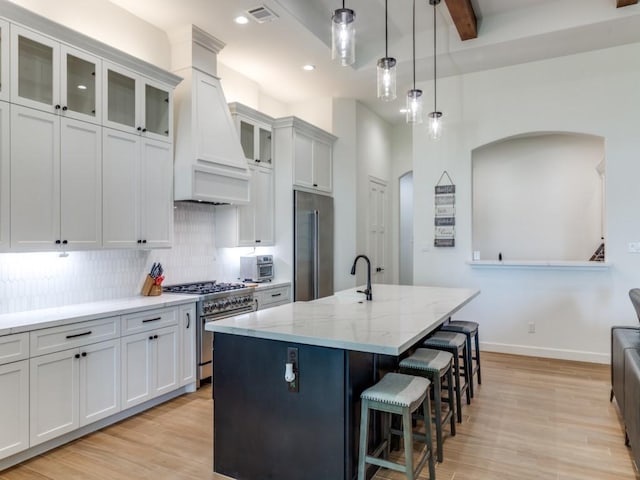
[[402, 405, 415, 480], [475, 330, 482, 385], [465, 334, 475, 398], [446, 365, 456, 436], [423, 393, 436, 480], [432, 374, 444, 463], [462, 343, 471, 405], [357, 400, 369, 480], [452, 353, 463, 423]]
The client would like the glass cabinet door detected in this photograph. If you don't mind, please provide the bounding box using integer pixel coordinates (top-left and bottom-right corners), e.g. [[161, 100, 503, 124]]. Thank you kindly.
[[258, 127, 272, 165], [240, 120, 255, 161], [144, 82, 170, 139], [62, 47, 100, 123], [105, 64, 136, 131], [0, 20, 9, 102], [11, 26, 59, 111]]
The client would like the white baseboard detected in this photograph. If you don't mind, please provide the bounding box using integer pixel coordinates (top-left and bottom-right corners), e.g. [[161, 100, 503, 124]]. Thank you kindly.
[[481, 341, 610, 364]]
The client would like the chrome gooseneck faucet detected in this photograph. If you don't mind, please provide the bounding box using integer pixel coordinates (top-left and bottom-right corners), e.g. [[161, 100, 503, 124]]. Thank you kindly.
[[350, 255, 372, 301]]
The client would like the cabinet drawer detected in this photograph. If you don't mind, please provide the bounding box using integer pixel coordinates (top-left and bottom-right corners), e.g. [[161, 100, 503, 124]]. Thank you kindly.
[[257, 285, 291, 310], [0, 332, 29, 365], [121, 307, 178, 336], [30, 317, 120, 357]]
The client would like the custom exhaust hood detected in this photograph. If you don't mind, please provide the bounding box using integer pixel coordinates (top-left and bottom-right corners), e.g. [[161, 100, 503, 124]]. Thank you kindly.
[[171, 25, 250, 205]]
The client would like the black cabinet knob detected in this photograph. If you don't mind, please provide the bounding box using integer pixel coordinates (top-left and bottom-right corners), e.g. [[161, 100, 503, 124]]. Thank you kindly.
[[149, 336, 153, 340], [62, 240, 68, 245], [137, 240, 142, 244], [142, 128, 147, 133], [75, 353, 80, 359], [154, 335, 158, 339], [313, 183, 318, 187], [55, 104, 61, 110], [137, 126, 142, 131], [62, 106, 68, 111], [55, 240, 61, 245], [81, 352, 87, 357]]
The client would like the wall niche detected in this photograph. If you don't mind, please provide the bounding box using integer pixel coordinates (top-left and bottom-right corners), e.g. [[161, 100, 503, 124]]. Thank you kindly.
[[472, 132, 605, 262]]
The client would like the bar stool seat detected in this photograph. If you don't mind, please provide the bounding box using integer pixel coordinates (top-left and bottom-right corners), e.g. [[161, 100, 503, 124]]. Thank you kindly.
[[400, 348, 456, 463], [441, 320, 482, 397], [357, 372, 435, 480], [423, 331, 470, 423]]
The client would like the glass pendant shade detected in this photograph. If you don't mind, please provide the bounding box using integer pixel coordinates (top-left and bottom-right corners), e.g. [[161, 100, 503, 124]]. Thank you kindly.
[[332, 8, 356, 66], [376, 57, 397, 101], [428, 111, 443, 139], [406, 89, 423, 124]]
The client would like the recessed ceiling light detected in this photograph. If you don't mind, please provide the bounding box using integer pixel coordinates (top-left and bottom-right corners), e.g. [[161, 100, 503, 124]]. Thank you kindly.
[[234, 15, 249, 24], [302, 64, 315, 71]]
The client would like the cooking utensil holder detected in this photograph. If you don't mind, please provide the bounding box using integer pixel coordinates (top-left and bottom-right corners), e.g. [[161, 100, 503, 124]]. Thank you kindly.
[[141, 275, 162, 296]]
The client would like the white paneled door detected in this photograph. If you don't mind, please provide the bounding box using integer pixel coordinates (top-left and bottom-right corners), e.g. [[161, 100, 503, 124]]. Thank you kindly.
[[368, 178, 388, 284]]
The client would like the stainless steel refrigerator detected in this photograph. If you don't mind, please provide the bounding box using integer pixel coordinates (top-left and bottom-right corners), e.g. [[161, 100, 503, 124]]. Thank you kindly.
[[294, 190, 334, 301]]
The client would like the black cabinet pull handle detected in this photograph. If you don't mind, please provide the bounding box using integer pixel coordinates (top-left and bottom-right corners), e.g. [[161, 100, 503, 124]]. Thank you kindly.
[[313, 183, 318, 187], [186, 312, 191, 329], [255, 240, 261, 243], [142, 317, 162, 323], [142, 128, 147, 133], [75, 353, 80, 359], [271, 293, 282, 297], [255, 159, 261, 163], [66, 331, 92, 339], [81, 352, 87, 357]]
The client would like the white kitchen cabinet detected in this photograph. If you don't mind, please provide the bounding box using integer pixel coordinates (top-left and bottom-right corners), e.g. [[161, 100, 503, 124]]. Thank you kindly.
[[0, 359, 29, 460], [121, 325, 179, 410], [10, 104, 101, 251], [0, 19, 9, 102], [11, 26, 101, 124], [30, 325, 120, 447], [0, 101, 8, 252], [103, 62, 172, 143], [179, 304, 196, 387], [229, 102, 274, 168], [255, 283, 291, 311], [216, 164, 274, 247], [102, 128, 173, 249], [274, 116, 336, 195]]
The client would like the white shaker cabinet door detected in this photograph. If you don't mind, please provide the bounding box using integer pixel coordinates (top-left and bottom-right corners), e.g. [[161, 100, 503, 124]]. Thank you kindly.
[[253, 166, 274, 245], [102, 128, 141, 249], [0, 20, 9, 103], [10, 104, 60, 251], [79, 339, 120, 427], [120, 331, 153, 409], [30, 348, 79, 446], [0, 359, 29, 460], [293, 132, 313, 189], [152, 326, 179, 398], [140, 138, 173, 248], [0, 101, 8, 252], [60, 118, 102, 250], [179, 304, 196, 387], [312, 139, 332, 193]]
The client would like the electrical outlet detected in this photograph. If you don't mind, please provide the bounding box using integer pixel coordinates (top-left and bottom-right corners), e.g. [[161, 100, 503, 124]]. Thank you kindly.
[[287, 347, 299, 393], [629, 242, 640, 254], [528, 322, 535, 333]]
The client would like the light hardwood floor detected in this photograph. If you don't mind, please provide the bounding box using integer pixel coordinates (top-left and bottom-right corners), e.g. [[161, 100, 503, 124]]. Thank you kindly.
[[1, 352, 637, 480]]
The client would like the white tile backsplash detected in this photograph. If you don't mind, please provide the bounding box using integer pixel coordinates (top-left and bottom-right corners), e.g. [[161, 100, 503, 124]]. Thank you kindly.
[[0, 203, 221, 315]]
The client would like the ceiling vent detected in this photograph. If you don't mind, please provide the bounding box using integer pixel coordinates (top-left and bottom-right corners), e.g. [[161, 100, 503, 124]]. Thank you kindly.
[[246, 5, 279, 23]]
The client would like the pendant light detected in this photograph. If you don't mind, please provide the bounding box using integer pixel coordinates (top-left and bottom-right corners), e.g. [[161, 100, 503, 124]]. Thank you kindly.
[[377, 0, 396, 101], [331, 1, 356, 66], [406, 0, 423, 124], [428, 0, 443, 139]]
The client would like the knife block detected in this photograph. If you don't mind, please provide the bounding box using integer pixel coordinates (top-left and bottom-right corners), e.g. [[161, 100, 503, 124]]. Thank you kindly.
[[141, 275, 162, 296]]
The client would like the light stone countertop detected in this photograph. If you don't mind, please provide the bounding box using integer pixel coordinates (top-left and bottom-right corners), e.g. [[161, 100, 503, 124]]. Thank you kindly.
[[0, 293, 200, 336], [206, 284, 480, 355]]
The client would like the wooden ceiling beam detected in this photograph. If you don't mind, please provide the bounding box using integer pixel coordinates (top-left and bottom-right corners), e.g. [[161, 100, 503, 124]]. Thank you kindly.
[[617, 0, 638, 7], [443, 0, 478, 41]]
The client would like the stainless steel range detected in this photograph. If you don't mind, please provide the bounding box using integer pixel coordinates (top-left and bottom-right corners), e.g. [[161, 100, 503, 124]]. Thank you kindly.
[[163, 281, 255, 387]]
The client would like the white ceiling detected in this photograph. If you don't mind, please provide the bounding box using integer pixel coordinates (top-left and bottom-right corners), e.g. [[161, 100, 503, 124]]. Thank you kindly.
[[107, 0, 640, 124]]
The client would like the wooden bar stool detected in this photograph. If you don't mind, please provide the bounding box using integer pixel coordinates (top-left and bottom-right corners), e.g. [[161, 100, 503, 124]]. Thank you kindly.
[[357, 372, 436, 480], [400, 348, 456, 463], [441, 320, 482, 398], [422, 331, 470, 423]]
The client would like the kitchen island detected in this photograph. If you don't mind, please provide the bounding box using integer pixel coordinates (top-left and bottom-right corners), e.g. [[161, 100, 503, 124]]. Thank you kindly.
[[206, 284, 479, 480]]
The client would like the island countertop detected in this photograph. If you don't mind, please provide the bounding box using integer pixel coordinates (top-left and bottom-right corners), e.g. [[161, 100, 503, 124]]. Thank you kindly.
[[206, 284, 480, 355]]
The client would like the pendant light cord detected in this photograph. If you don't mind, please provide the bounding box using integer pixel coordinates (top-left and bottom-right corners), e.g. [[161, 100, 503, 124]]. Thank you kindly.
[[385, 0, 388, 58], [412, 0, 416, 90], [433, 1, 437, 112]]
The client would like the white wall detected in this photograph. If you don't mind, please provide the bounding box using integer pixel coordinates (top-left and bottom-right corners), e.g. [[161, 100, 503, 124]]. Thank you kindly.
[[472, 133, 604, 261], [413, 42, 640, 363], [391, 125, 414, 285], [8, 0, 171, 69]]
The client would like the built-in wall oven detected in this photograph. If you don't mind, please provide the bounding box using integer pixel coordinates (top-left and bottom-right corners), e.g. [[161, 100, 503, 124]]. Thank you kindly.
[[163, 282, 255, 388]]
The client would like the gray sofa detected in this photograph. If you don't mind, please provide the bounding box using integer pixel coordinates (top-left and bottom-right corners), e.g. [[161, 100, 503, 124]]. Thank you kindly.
[[611, 289, 640, 466]]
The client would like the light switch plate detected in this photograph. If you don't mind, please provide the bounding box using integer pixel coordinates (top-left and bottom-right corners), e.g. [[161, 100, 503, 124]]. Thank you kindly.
[[629, 242, 640, 253]]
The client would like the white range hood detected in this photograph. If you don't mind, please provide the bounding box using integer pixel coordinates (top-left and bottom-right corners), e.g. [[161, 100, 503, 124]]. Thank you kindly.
[[171, 26, 250, 204]]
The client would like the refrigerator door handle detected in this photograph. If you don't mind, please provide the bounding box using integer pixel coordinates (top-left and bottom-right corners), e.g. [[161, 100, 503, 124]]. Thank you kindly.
[[313, 209, 320, 299]]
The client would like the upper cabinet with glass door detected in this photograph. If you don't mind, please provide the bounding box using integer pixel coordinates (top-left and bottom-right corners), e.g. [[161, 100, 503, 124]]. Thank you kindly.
[[10, 25, 101, 124], [103, 62, 172, 143], [228, 102, 274, 168], [0, 19, 9, 102]]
